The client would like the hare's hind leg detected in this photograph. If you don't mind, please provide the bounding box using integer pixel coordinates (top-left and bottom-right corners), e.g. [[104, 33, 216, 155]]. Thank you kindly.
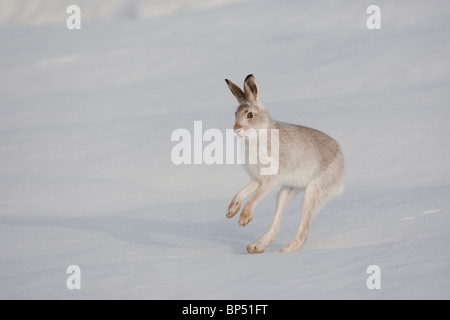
[[277, 180, 327, 253], [247, 187, 298, 254]]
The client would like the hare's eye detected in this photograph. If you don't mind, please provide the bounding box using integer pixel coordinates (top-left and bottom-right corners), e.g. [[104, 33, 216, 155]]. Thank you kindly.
[[247, 112, 253, 119]]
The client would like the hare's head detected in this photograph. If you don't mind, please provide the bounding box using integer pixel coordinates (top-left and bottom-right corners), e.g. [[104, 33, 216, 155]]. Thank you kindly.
[[225, 74, 270, 137]]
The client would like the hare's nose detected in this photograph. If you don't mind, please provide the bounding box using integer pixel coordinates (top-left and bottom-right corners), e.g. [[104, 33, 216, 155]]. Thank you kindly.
[[235, 128, 244, 137]]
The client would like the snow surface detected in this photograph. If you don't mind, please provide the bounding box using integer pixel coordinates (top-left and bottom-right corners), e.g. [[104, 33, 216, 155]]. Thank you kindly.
[[1, 0, 450, 299]]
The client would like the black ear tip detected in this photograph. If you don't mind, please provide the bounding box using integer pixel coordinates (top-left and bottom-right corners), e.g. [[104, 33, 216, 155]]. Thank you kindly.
[[225, 79, 230, 83], [245, 74, 254, 81]]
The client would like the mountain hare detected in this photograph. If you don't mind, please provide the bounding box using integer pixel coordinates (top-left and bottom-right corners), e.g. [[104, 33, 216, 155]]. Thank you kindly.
[[225, 74, 344, 253]]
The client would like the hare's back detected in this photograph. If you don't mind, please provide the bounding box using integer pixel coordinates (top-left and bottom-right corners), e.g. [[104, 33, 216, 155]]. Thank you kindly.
[[276, 121, 342, 171]]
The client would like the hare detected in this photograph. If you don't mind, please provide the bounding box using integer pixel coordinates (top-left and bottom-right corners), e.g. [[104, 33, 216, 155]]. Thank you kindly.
[[225, 74, 344, 253]]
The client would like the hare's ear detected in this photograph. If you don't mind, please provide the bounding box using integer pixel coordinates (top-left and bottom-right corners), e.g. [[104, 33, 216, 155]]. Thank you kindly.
[[225, 79, 246, 104], [243, 74, 258, 102]]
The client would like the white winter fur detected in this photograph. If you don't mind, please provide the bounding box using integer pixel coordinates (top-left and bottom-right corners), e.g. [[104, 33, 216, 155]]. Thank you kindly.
[[225, 74, 344, 253]]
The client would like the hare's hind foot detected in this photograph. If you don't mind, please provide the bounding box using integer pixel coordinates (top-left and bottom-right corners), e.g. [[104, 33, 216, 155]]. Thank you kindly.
[[247, 227, 279, 253], [247, 240, 269, 254]]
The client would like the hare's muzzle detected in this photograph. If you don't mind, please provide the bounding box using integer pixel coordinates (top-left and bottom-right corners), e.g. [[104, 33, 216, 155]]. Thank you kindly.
[[234, 128, 245, 137], [234, 122, 245, 137]]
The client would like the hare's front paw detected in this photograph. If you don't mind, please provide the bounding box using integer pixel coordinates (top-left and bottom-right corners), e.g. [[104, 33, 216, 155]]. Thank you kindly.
[[238, 205, 253, 226], [226, 197, 241, 218]]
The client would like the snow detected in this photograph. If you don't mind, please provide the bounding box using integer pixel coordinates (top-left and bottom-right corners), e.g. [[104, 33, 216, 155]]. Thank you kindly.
[[1, 0, 450, 299]]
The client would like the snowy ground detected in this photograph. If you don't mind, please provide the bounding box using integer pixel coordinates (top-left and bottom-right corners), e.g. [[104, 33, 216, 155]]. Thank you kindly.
[[1, 0, 450, 299]]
